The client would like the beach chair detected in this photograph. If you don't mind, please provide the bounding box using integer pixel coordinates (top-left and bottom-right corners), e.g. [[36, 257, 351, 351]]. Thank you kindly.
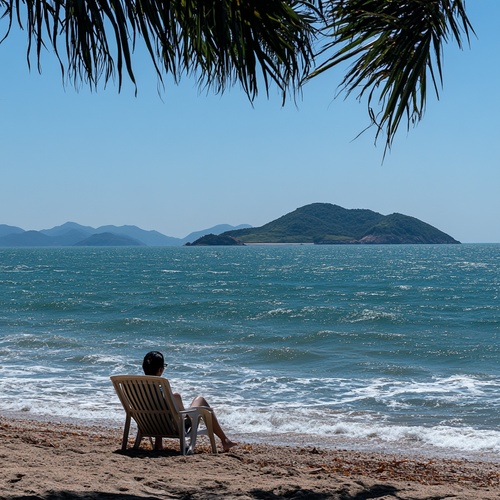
[[110, 375, 217, 455]]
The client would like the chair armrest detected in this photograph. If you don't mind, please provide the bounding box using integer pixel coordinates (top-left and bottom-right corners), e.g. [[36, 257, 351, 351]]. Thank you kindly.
[[179, 406, 217, 454]]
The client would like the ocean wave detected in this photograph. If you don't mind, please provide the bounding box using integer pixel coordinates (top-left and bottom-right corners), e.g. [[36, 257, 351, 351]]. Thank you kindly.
[[342, 309, 401, 323], [222, 405, 500, 458]]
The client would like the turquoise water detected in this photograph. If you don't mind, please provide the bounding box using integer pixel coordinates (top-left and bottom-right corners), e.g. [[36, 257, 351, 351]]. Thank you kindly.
[[1, 245, 499, 459]]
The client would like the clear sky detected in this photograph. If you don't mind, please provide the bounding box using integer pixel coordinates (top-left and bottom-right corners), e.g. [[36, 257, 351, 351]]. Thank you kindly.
[[1, 2, 499, 242]]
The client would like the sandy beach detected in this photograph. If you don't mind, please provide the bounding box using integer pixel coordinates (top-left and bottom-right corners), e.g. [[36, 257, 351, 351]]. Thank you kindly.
[[1, 415, 499, 500]]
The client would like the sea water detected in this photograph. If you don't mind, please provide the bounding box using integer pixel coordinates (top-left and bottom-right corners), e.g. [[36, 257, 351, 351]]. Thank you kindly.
[[1, 245, 499, 460]]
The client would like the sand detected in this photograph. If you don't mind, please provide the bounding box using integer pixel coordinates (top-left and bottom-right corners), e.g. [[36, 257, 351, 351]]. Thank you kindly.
[[1, 415, 499, 500]]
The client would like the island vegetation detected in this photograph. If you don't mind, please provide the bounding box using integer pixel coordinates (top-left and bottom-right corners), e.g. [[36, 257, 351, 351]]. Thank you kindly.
[[220, 203, 460, 245]]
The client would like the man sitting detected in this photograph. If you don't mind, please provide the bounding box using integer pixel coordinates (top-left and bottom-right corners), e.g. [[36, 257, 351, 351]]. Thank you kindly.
[[142, 351, 238, 452]]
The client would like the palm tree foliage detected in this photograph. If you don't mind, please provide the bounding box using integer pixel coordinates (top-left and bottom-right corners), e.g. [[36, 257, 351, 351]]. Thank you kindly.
[[312, 0, 473, 150], [0, 0, 474, 148], [0, 0, 317, 98]]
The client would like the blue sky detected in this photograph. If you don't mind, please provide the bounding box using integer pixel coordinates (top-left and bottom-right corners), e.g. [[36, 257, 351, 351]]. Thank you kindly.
[[1, 2, 499, 242]]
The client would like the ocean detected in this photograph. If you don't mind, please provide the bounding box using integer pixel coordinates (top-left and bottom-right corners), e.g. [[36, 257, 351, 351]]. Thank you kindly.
[[1, 244, 499, 461]]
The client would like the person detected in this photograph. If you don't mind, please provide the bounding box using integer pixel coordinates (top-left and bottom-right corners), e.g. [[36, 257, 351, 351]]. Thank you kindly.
[[142, 351, 238, 452]]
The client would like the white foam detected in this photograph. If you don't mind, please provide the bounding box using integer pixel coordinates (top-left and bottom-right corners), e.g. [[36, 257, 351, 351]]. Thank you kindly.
[[345, 374, 493, 402], [220, 404, 500, 456]]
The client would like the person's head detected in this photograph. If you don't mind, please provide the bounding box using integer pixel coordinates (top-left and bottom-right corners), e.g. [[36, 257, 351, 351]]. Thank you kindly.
[[142, 351, 165, 376]]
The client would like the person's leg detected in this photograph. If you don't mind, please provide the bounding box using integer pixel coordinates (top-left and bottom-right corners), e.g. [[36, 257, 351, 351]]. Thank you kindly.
[[173, 392, 185, 410], [190, 395, 237, 451]]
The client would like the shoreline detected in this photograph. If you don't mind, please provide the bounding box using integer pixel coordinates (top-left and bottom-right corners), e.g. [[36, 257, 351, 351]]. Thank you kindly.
[[1, 414, 499, 499], [3, 408, 500, 465]]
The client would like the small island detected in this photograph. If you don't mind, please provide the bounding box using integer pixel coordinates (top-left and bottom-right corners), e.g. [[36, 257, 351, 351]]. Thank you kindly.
[[193, 203, 460, 245], [185, 234, 244, 246]]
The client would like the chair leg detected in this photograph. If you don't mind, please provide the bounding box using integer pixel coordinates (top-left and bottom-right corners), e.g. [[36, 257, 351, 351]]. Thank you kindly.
[[122, 415, 131, 451], [133, 432, 142, 449], [180, 429, 188, 455]]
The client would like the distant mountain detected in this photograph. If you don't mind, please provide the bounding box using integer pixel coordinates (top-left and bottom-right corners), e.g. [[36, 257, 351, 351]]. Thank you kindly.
[[223, 203, 460, 245], [40, 222, 180, 246], [74, 232, 145, 246], [181, 224, 252, 245], [0, 224, 25, 238], [0, 230, 55, 247], [52, 229, 92, 247], [93, 225, 179, 246], [0, 222, 252, 247], [40, 222, 96, 237], [51, 229, 95, 246]]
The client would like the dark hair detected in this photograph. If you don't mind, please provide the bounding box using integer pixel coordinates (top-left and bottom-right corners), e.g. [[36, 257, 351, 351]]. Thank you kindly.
[[142, 351, 165, 375]]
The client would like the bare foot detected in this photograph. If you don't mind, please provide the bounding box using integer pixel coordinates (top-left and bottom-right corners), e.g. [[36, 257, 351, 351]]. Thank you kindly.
[[222, 439, 238, 452]]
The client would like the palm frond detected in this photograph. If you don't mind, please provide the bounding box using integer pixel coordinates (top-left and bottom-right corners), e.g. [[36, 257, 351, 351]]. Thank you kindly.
[[311, 0, 474, 152], [0, 0, 319, 99]]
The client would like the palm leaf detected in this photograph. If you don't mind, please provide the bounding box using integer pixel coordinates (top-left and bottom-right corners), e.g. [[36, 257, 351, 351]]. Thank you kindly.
[[0, 0, 318, 100], [311, 0, 474, 152]]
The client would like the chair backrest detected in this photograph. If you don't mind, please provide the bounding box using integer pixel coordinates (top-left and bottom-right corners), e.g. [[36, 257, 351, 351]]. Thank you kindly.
[[111, 375, 181, 438]]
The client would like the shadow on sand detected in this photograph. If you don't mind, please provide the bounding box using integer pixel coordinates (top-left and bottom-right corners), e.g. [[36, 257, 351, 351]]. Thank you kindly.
[[250, 484, 399, 499], [5, 484, 402, 500]]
